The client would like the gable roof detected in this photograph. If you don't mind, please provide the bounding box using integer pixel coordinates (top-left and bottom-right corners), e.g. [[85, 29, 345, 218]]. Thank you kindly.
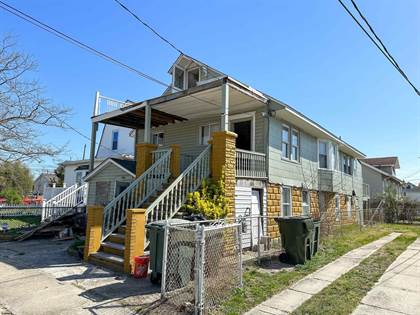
[[360, 157, 400, 169], [359, 160, 403, 184], [84, 158, 136, 182]]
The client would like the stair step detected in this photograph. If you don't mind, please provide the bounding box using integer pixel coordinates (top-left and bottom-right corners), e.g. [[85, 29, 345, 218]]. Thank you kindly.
[[108, 233, 125, 244], [89, 252, 124, 273], [101, 241, 125, 256]]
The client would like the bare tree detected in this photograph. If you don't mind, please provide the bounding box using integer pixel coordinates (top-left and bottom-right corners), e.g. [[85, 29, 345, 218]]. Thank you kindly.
[[0, 35, 70, 162]]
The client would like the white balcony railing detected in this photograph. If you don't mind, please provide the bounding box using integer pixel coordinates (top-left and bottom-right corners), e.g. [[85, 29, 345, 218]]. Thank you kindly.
[[236, 149, 267, 179], [95, 93, 133, 116]]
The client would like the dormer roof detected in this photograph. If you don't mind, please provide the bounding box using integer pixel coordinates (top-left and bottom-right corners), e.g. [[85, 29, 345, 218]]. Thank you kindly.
[[360, 157, 400, 169]]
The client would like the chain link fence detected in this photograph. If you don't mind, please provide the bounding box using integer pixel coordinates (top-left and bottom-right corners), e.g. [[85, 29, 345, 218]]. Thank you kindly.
[[161, 221, 242, 314]]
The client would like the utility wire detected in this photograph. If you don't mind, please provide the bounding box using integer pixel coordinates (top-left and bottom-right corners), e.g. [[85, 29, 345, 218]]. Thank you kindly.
[[337, 0, 420, 96], [112, 0, 183, 55]]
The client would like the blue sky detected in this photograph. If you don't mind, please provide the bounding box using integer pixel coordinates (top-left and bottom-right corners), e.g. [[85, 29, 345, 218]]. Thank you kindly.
[[1, 0, 419, 183]]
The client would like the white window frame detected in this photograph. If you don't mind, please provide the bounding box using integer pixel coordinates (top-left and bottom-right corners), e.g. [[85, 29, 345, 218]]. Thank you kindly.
[[111, 130, 119, 151], [152, 131, 164, 146], [318, 140, 329, 169], [291, 129, 300, 162], [281, 124, 290, 159], [282, 186, 292, 217], [198, 123, 219, 145], [172, 65, 185, 90], [335, 194, 340, 221], [186, 67, 200, 89], [230, 112, 256, 151], [347, 196, 352, 218], [302, 190, 310, 216]]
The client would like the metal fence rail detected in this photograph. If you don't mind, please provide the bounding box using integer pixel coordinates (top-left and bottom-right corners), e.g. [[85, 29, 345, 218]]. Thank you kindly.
[[0, 205, 43, 217], [161, 221, 242, 314]]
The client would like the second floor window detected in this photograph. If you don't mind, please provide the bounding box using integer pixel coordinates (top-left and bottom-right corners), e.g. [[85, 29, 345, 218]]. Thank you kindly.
[[174, 67, 185, 90], [200, 123, 219, 145], [319, 141, 328, 168], [281, 125, 300, 161], [342, 154, 353, 175], [112, 131, 119, 151], [187, 68, 199, 88]]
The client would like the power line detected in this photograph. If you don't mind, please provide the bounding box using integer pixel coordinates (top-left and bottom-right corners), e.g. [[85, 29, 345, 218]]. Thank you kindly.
[[112, 0, 183, 55], [337, 0, 420, 96]]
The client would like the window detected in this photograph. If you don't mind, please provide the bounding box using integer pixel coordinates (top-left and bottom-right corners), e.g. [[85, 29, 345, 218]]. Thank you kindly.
[[332, 144, 339, 170], [199, 123, 219, 145], [174, 66, 185, 89], [152, 132, 164, 146], [302, 190, 310, 215], [335, 194, 340, 221], [319, 141, 328, 168], [187, 68, 200, 88], [347, 196, 352, 218], [342, 154, 353, 175], [291, 130, 299, 161], [112, 130, 119, 150], [281, 125, 289, 158], [282, 186, 291, 216]]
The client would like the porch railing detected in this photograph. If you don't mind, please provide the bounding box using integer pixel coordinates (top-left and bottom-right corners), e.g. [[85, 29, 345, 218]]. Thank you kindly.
[[146, 145, 211, 225], [152, 148, 170, 163], [236, 149, 267, 179], [42, 183, 88, 221], [102, 149, 172, 241], [96, 94, 132, 116]]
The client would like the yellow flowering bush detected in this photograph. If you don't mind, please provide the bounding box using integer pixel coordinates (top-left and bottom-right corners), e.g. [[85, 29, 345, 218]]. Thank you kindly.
[[182, 176, 230, 219]]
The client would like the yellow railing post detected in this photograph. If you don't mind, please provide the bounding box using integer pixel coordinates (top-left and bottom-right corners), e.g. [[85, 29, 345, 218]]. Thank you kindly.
[[124, 208, 146, 274], [170, 144, 181, 177], [84, 205, 104, 261], [135, 143, 158, 177]]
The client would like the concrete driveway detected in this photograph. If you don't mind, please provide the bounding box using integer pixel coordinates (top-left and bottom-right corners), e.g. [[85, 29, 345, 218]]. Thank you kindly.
[[0, 239, 160, 315]]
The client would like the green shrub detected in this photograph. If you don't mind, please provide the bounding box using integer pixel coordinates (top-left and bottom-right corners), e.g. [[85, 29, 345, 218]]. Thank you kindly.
[[0, 188, 23, 204], [182, 175, 230, 220]]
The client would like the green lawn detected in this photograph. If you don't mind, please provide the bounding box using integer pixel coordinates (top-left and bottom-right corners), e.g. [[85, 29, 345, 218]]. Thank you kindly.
[[217, 224, 420, 315], [0, 216, 41, 236]]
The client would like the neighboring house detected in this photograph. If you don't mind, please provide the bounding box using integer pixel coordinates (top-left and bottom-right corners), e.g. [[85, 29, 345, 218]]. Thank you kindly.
[[33, 172, 60, 196], [360, 157, 404, 208], [85, 54, 367, 272], [403, 182, 420, 202], [61, 159, 104, 188]]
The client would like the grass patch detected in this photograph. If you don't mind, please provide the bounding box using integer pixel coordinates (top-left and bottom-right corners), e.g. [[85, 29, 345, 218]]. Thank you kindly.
[[217, 224, 420, 315], [292, 230, 418, 315], [0, 216, 41, 236]]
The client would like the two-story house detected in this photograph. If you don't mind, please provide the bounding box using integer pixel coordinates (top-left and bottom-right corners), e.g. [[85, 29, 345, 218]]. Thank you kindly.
[[360, 156, 404, 208], [83, 54, 366, 273]]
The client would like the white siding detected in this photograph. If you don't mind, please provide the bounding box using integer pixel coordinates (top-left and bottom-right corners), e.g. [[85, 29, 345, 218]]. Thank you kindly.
[[96, 125, 135, 158]]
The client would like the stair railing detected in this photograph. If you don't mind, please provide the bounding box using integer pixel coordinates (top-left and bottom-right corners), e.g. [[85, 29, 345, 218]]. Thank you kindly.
[[101, 148, 172, 241], [42, 183, 88, 221], [146, 145, 211, 224]]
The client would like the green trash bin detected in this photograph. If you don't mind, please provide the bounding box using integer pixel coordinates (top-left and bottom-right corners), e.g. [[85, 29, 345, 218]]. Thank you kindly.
[[274, 216, 314, 265], [146, 219, 191, 284], [311, 220, 321, 256]]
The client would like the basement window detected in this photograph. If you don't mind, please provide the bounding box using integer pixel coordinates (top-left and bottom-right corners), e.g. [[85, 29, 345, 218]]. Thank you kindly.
[[302, 190, 310, 215], [282, 186, 292, 216]]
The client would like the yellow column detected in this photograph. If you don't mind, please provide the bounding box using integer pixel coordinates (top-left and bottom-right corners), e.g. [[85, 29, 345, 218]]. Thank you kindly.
[[84, 205, 104, 261], [135, 143, 158, 177], [124, 208, 146, 273], [211, 131, 237, 217], [170, 144, 181, 177]]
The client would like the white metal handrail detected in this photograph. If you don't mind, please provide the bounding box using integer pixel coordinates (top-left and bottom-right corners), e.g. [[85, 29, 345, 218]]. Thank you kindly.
[[101, 149, 172, 241], [236, 149, 267, 179], [42, 183, 88, 221], [152, 148, 171, 163], [97, 95, 132, 116], [146, 145, 211, 224]]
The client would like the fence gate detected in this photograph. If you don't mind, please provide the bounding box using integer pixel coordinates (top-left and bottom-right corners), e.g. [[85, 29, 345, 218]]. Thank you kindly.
[[161, 222, 242, 314]]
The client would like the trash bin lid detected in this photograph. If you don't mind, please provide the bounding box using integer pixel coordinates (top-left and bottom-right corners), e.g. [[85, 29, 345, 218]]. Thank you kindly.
[[274, 215, 311, 223], [146, 218, 192, 229]]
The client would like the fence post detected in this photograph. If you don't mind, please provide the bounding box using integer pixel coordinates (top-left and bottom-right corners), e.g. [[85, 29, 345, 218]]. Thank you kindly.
[[238, 224, 243, 287], [257, 215, 261, 265], [41, 200, 46, 222], [161, 221, 169, 299], [195, 225, 205, 315]]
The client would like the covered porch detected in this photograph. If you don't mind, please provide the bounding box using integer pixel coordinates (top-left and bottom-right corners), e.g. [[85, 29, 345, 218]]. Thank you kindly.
[[90, 78, 277, 179]]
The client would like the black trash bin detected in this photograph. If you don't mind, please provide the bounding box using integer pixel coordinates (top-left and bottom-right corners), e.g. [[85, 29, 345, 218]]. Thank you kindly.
[[275, 216, 314, 265], [311, 220, 321, 256]]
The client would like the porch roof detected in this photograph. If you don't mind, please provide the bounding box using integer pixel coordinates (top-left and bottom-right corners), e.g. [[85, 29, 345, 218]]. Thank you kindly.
[[92, 78, 270, 128]]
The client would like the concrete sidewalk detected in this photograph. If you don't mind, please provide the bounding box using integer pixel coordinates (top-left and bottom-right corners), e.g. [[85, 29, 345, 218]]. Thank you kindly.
[[247, 232, 401, 315], [352, 237, 420, 315], [0, 239, 160, 315]]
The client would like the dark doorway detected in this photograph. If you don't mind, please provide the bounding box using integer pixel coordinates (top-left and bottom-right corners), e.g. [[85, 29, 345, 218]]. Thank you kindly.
[[233, 120, 252, 151]]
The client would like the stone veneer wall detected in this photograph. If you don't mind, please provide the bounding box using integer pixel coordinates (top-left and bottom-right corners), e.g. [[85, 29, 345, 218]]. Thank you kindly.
[[292, 187, 303, 216], [310, 190, 320, 219], [266, 183, 281, 238]]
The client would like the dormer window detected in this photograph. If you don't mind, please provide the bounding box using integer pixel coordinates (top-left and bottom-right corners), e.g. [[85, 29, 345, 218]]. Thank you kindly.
[[174, 66, 185, 90], [187, 68, 199, 88]]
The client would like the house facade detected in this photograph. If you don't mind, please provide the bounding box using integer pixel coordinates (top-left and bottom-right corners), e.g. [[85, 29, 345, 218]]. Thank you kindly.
[[84, 55, 365, 273]]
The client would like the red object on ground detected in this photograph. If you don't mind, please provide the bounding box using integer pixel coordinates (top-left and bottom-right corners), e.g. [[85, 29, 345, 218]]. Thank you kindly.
[[133, 255, 150, 278]]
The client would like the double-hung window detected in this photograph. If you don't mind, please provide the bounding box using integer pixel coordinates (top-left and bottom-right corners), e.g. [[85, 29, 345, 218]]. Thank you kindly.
[[342, 154, 353, 175], [199, 123, 219, 145], [282, 186, 291, 216], [112, 130, 119, 151], [187, 68, 199, 88], [335, 194, 340, 221], [152, 132, 164, 146], [281, 125, 300, 161], [173, 66, 185, 90], [319, 141, 328, 168], [302, 190, 310, 215]]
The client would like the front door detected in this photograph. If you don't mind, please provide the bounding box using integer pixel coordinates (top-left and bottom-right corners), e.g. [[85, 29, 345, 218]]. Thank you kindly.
[[251, 189, 262, 247], [232, 120, 252, 151]]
